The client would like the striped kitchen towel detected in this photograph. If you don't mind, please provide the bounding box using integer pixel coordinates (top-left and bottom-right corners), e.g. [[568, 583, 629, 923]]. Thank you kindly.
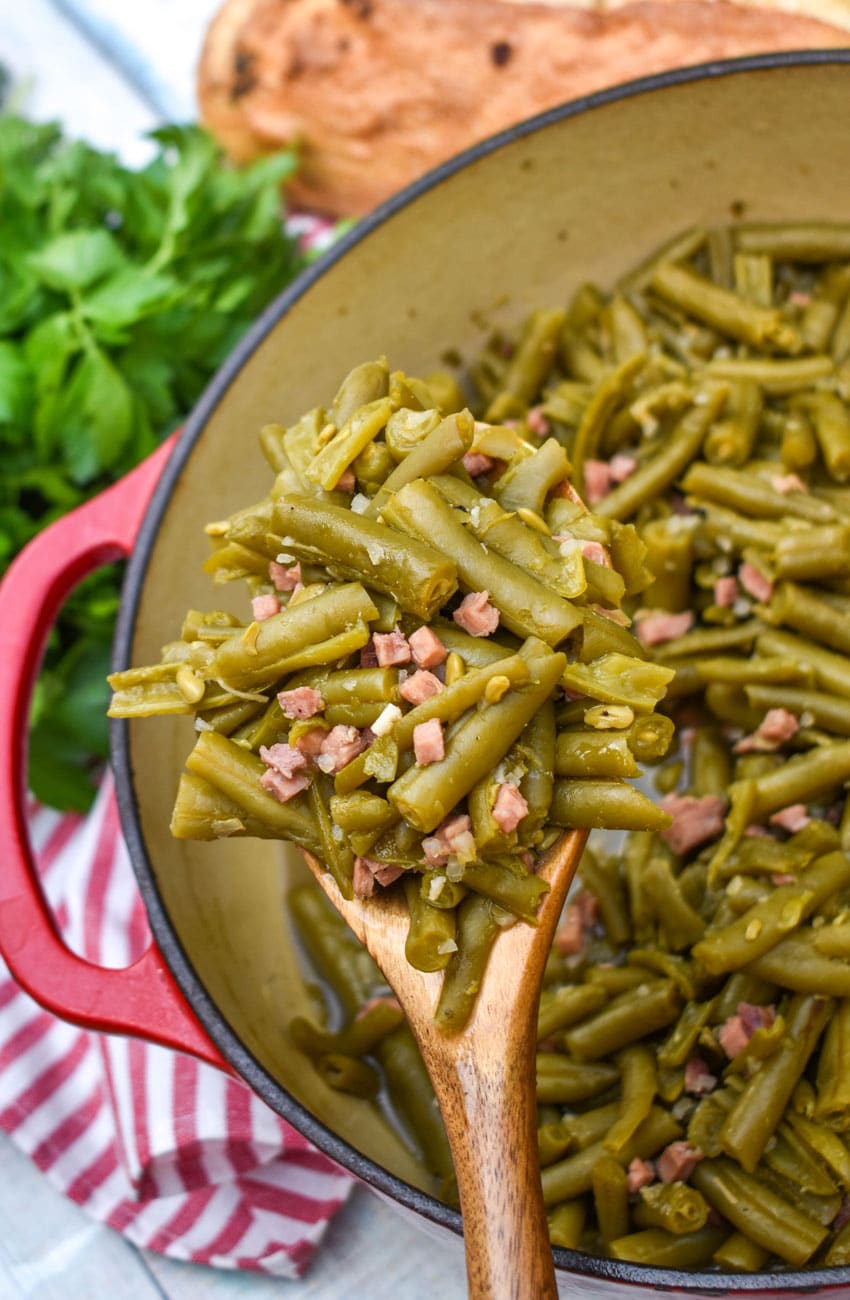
[[0, 776, 352, 1276]]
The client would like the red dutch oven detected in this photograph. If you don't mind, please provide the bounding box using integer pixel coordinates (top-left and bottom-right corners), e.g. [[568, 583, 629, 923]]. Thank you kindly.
[[2, 52, 850, 1297]]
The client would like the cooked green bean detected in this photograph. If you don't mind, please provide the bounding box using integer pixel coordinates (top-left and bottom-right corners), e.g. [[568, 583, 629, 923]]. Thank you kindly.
[[692, 1158, 827, 1266], [591, 1154, 631, 1246], [562, 980, 680, 1061], [550, 780, 672, 833], [633, 1181, 709, 1236], [536, 1053, 619, 1105], [364, 409, 474, 518], [609, 1226, 728, 1268]]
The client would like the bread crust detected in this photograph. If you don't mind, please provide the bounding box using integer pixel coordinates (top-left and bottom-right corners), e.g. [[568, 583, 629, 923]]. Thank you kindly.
[[197, 0, 850, 214]]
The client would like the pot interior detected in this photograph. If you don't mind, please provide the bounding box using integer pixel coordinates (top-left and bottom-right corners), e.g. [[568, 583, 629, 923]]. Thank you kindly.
[[121, 52, 850, 1282]]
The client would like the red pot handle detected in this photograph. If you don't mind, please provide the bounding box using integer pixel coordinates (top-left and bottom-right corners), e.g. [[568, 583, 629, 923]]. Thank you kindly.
[[0, 438, 231, 1074]]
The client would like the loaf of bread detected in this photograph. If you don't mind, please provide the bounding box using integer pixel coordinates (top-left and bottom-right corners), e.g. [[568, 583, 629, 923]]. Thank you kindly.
[[198, 0, 850, 215]]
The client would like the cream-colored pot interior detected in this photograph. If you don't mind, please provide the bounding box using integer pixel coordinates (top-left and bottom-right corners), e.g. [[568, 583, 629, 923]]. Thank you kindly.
[[123, 51, 850, 1241]]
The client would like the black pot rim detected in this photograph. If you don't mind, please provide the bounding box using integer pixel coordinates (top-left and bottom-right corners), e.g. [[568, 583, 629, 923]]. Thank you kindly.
[[113, 48, 850, 1293]]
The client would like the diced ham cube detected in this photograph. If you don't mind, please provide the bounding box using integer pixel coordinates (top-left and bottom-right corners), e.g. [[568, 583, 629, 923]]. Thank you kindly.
[[714, 575, 739, 608], [373, 630, 411, 666], [360, 639, 379, 667], [453, 590, 500, 637], [355, 995, 402, 1019], [635, 610, 694, 647], [400, 669, 444, 705], [251, 594, 280, 621], [738, 562, 774, 603], [463, 452, 495, 476], [491, 783, 529, 834], [554, 903, 585, 956], [526, 406, 550, 437], [422, 813, 474, 865], [580, 540, 608, 567], [627, 1158, 656, 1194], [413, 718, 445, 766], [260, 768, 310, 802], [772, 873, 797, 886], [352, 856, 405, 898], [769, 803, 810, 833], [658, 793, 727, 856], [772, 472, 807, 494], [259, 742, 310, 802], [736, 707, 800, 754], [583, 459, 612, 505], [717, 1002, 776, 1058], [657, 1141, 703, 1184], [744, 824, 773, 838], [276, 686, 325, 719], [335, 467, 356, 492], [269, 560, 302, 591], [684, 1057, 717, 1096], [408, 625, 448, 669], [573, 890, 599, 928], [259, 743, 307, 779], [609, 453, 637, 483], [316, 725, 367, 774]]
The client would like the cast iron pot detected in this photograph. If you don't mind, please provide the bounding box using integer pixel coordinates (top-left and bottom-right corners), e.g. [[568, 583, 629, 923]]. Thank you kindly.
[[3, 51, 850, 1298]]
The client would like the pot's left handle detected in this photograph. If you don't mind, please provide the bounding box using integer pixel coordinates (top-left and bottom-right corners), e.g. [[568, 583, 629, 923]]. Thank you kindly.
[[0, 438, 231, 1073]]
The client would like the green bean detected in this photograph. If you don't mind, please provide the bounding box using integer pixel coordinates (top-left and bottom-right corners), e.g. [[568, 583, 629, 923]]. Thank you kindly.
[[694, 852, 850, 974], [430, 475, 586, 600], [682, 463, 835, 525], [541, 1106, 682, 1206], [640, 518, 696, 611], [288, 885, 383, 1016], [538, 1121, 573, 1168], [735, 221, 850, 262], [562, 980, 680, 1061], [591, 1154, 631, 1246], [746, 742, 850, 819], [826, 1223, 850, 1266], [747, 930, 850, 996], [814, 999, 850, 1130], [305, 396, 393, 490], [712, 1232, 770, 1273], [651, 259, 801, 352], [643, 856, 706, 951], [434, 896, 502, 1032], [780, 408, 819, 470], [603, 1044, 657, 1153], [633, 1182, 709, 1236], [704, 378, 762, 467], [381, 479, 582, 644], [364, 409, 474, 518], [183, 731, 318, 850], [704, 354, 834, 394], [578, 850, 631, 947], [493, 437, 572, 515], [274, 495, 457, 621], [209, 582, 376, 690], [652, 618, 765, 661], [762, 1120, 839, 1196], [460, 861, 550, 922], [377, 1025, 457, 1198], [550, 780, 672, 833], [757, 630, 850, 700], [333, 651, 531, 794], [315, 1052, 381, 1098], [515, 700, 555, 834], [547, 1200, 586, 1250], [330, 359, 389, 426], [170, 770, 288, 840], [595, 386, 726, 521], [657, 999, 717, 1071], [797, 391, 850, 481], [578, 607, 648, 662], [535, 1054, 620, 1105], [403, 875, 456, 973], [609, 1226, 728, 1268], [388, 645, 564, 832], [537, 983, 607, 1040], [695, 655, 810, 687], [719, 994, 833, 1171], [585, 965, 662, 995], [555, 731, 639, 779], [572, 352, 646, 494], [733, 251, 772, 308], [560, 653, 674, 712], [692, 1158, 827, 1266], [746, 683, 850, 736], [497, 307, 567, 408]]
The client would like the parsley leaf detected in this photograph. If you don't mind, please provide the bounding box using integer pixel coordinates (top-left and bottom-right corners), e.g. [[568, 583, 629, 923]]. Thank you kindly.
[[0, 115, 309, 809]]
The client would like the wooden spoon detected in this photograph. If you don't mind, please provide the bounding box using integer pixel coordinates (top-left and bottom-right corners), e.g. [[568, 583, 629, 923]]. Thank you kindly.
[[301, 826, 586, 1299]]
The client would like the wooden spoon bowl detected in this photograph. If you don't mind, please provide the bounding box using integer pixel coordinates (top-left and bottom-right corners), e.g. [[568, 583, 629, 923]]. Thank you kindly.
[[301, 827, 587, 1300]]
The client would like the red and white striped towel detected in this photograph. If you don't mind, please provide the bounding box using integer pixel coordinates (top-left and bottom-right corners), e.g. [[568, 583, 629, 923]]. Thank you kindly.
[[0, 775, 352, 1276]]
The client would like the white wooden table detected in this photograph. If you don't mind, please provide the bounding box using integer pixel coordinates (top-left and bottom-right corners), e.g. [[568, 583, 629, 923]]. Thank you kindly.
[[0, 3, 468, 1295]]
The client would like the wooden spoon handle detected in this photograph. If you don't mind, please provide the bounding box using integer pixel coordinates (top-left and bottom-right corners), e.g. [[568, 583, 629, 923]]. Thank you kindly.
[[427, 1030, 558, 1300]]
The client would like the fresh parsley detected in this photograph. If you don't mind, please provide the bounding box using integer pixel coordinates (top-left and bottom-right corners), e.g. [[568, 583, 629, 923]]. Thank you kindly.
[[0, 115, 306, 811]]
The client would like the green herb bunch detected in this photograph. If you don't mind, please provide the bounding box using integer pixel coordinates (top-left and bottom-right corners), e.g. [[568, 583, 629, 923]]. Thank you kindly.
[[0, 115, 305, 811]]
